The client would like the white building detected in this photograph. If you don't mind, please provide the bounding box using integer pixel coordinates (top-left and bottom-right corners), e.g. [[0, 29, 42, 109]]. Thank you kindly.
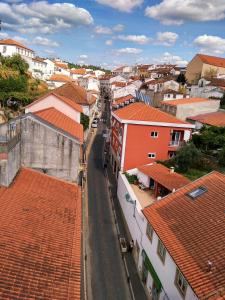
[[0, 38, 34, 61], [117, 167, 225, 300], [190, 78, 225, 99]]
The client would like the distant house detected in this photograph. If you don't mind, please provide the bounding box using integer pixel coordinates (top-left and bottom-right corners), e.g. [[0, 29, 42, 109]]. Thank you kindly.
[[186, 53, 225, 83], [110, 102, 193, 176], [187, 110, 225, 129], [0, 167, 82, 299], [160, 98, 220, 121], [71, 68, 86, 80], [47, 74, 74, 88], [111, 94, 135, 110], [190, 77, 225, 99], [0, 38, 34, 60]]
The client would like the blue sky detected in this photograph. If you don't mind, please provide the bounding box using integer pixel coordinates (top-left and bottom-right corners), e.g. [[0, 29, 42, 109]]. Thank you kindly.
[[0, 0, 225, 69]]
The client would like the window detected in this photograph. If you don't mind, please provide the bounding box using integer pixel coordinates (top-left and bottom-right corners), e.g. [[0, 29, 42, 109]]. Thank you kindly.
[[148, 153, 156, 158], [175, 269, 188, 297], [151, 131, 158, 138], [3, 46, 6, 53], [146, 223, 153, 242], [187, 186, 207, 200], [157, 239, 166, 263]]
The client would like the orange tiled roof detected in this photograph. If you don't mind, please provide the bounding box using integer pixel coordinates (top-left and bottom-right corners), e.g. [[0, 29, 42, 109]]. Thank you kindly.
[[112, 82, 127, 87], [113, 94, 134, 106], [198, 53, 225, 68], [34, 107, 83, 142], [188, 111, 225, 127], [71, 68, 86, 75], [0, 168, 81, 299], [138, 163, 190, 191], [0, 38, 34, 52], [49, 74, 72, 82], [162, 97, 212, 106], [54, 82, 91, 106], [54, 61, 68, 69], [143, 171, 225, 299], [113, 102, 189, 125], [26, 92, 83, 113]]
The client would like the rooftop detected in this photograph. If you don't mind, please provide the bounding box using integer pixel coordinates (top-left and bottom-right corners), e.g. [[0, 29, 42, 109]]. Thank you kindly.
[[131, 184, 155, 208], [198, 53, 225, 68], [162, 97, 213, 106], [34, 107, 83, 142], [0, 168, 81, 299], [71, 68, 86, 75], [143, 171, 225, 299], [113, 102, 191, 126], [26, 92, 83, 114], [49, 74, 72, 82], [54, 82, 93, 106], [188, 111, 225, 127], [0, 38, 34, 52], [113, 94, 134, 106], [138, 163, 190, 191]]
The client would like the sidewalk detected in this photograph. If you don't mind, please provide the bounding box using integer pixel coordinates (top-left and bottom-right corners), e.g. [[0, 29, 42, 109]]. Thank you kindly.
[[106, 163, 148, 300]]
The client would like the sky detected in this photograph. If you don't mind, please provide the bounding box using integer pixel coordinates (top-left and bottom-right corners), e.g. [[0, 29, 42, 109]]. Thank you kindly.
[[0, 0, 225, 69]]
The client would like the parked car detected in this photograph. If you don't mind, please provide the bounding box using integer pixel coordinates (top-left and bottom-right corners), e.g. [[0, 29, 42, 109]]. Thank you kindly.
[[91, 120, 98, 128], [93, 117, 99, 123]]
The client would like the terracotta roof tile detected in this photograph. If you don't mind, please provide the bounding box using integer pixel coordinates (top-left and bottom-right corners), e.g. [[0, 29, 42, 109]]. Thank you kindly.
[[162, 97, 213, 106], [0, 38, 34, 52], [54, 82, 91, 106], [112, 82, 127, 87], [71, 68, 86, 75], [188, 111, 225, 127], [0, 168, 81, 299], [113, 94, 134, 106], [113, 102, 190, 125], [54, 61, 68, 69], [198, 54, 225, 68], [138, 163, 190, 191], [143, 171, 225, 299], [34, 107, 83, 142], [49, 74, 72, 82], [26, 92, 83, 113]]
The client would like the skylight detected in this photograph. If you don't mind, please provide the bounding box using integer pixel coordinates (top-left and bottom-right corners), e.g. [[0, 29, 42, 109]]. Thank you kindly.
[[187, 186, 207, 200]]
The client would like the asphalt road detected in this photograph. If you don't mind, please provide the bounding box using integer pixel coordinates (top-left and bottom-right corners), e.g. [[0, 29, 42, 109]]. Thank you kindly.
[[87, 117, 131, 300]]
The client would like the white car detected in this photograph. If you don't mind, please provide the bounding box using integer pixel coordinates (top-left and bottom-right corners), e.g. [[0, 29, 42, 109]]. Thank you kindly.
[[91, 120, 98, 128]]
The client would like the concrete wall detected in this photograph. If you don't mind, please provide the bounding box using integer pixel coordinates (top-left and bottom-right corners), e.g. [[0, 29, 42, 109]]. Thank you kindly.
[[186, 55, 203, 83], [25, 94, 81, 123], [21, 117, 81, 182], [176, 100, 220, 120]]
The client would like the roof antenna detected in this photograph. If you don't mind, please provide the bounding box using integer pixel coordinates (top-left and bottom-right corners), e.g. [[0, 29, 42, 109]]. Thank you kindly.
[[207, 261, 213, 272]]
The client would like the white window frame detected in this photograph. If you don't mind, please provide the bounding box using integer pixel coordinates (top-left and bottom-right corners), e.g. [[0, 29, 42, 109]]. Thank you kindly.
[[151, 131, 158, 138], [148, 153, 156, 159], [146, 223, 153, 242], [175, 268, 188, 297], [157, 239, 166, 263]]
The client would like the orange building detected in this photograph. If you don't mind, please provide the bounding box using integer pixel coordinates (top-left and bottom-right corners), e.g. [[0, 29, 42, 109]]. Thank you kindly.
[[110, 102, 194, 176]]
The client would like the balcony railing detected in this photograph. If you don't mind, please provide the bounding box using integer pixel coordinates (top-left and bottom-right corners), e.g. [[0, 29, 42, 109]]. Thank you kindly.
[[169, 140, 180, 147]]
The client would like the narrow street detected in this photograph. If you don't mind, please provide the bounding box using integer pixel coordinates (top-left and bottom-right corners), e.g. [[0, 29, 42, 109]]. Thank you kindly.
[[87, 114, 131, 300]]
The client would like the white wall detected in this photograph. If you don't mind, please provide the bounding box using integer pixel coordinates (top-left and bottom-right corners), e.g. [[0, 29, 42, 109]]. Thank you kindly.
[[25, 94, 81, 123]]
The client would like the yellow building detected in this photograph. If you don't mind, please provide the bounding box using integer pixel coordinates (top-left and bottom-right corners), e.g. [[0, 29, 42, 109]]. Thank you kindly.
[[186, 54, 225, 83]]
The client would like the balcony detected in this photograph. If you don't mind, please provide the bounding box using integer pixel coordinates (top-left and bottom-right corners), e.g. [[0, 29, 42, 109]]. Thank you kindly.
[[169, 140, 180, 146]]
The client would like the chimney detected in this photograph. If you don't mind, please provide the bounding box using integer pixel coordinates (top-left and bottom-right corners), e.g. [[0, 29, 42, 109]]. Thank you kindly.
[[170, 167, 174, 173]]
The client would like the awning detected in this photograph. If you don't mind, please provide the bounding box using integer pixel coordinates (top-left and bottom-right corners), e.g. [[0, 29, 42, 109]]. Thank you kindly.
[[142, 249, 162, 292]]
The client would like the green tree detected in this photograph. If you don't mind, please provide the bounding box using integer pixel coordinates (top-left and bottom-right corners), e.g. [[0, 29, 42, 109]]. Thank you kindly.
[[218, 146, 225, 166], [80, 113, 89, 130], [1, 54, 29, 75], [175, 143, 201, 172], [220, 93, 225, 108], [176, 73, 186, 85]]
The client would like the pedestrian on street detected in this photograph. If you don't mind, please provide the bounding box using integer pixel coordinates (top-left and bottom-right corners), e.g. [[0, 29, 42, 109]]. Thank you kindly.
[[128, 240, 134, 253]]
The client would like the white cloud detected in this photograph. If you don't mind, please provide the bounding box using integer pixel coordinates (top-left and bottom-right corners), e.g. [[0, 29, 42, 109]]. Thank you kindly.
[[80, 54, 88, 59], [118, 34, 151, 45], [194, 34, 225, 55], [115, 47, 143, 54], [105, 39, 113, 46], [0, 1, 93, 34], [0, 32, 9, 39], [94, 25, 112, 35], [44, 49, 56, 55], [96, 0, 143, 12], [33, 36, 59, 47], [113, 24, 124, 32], [155, 32, 178, 46], [12, 35, 28, 44], [145, 0, 225, 25], [155, 52, 188, 66]]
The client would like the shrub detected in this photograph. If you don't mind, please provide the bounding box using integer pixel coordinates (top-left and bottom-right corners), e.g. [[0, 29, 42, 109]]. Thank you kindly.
[[80, 113, 90, 130]]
